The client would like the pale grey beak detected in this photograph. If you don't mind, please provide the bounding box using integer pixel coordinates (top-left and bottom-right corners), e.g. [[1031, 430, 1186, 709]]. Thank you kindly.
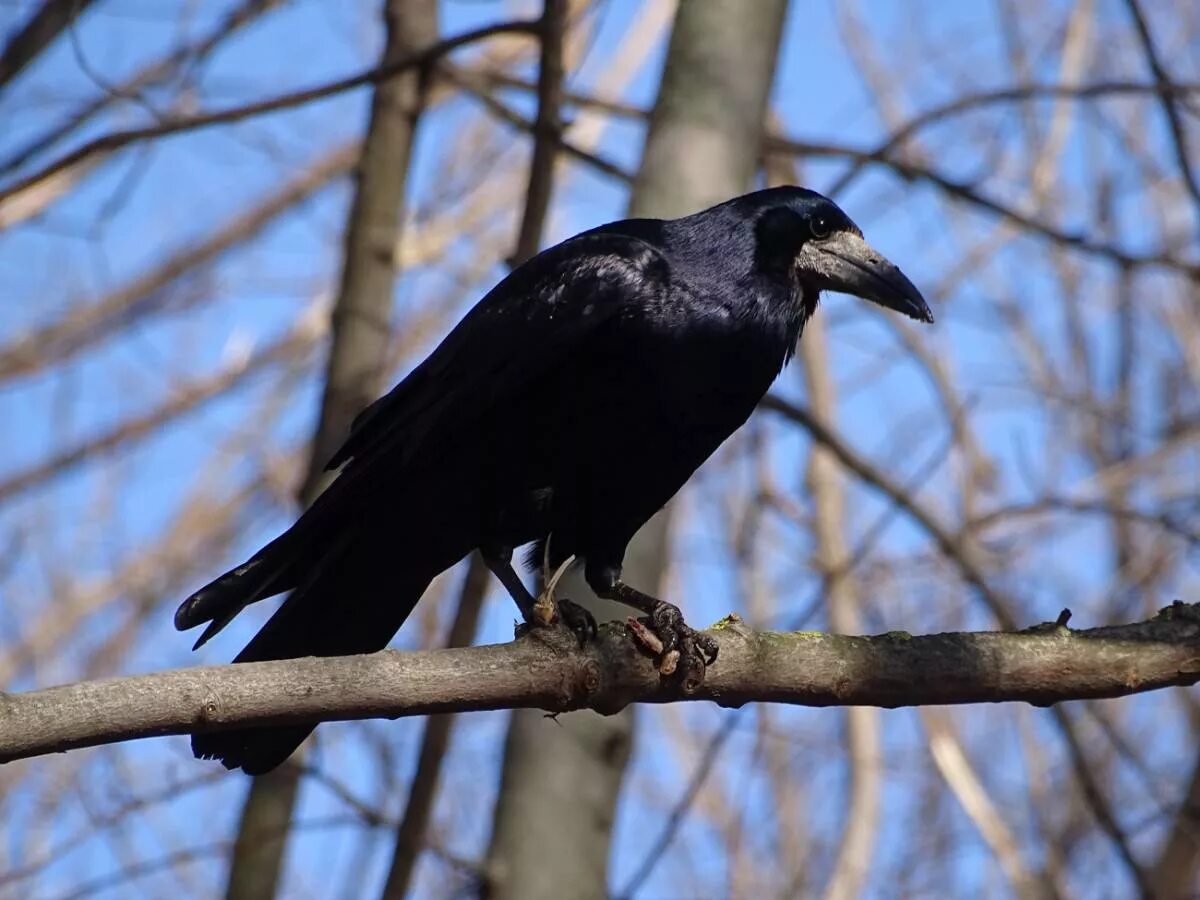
[[807, 231, 933, 323]]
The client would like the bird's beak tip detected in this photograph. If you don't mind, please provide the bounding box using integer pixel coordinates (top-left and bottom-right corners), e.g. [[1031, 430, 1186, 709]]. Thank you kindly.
[[905, 292, 935, 325], [815, 232, 933, 325]]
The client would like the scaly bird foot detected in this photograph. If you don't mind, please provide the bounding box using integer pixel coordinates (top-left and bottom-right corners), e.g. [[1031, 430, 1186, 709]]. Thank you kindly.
[[627, 599, 718, 693]]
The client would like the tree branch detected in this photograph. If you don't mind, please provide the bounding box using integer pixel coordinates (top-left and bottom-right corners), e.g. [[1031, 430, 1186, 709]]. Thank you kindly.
[[760, 393, 1019, 627], [6, 603, 1200, 765], [0, 142, 356, 382], [508, 0, 566, 266], [0, 0, 98, 93], [1121, 0, 1200, 227], [0, 19, 537, 209], [765, 134, 1200, 278], [459, 66, 1200, 276], [0, 0, 287, 177]]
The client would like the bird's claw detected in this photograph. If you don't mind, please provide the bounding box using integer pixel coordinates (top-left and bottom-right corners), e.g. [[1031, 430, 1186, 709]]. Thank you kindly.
[[520, 596, 597, 648], [627, 601, 718, 693], [525, 553, 596, 647], [556, 597, 597, 647]]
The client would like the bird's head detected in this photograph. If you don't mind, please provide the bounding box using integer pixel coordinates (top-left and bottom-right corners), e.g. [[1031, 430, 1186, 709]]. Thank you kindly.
[[750, 186, 933, 324]]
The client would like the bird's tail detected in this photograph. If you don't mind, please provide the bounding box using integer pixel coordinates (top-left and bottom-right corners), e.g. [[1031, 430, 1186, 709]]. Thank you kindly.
[[174, 528, 308, 651], [178, 523, 466, 775]]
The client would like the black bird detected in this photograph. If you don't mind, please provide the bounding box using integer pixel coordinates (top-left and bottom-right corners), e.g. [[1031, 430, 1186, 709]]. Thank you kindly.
[[175, 185, 932, 774]]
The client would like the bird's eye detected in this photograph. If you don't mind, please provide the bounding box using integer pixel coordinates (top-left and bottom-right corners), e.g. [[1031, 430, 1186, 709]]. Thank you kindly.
[[810, 217, 831, 240]]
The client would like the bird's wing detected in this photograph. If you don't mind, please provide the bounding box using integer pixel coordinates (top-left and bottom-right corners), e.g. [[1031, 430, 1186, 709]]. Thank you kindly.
[[323, 228, 670, 475]]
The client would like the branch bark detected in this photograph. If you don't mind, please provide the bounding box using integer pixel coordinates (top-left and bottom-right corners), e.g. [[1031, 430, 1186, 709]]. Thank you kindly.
[[6, 604, 1200, 764]]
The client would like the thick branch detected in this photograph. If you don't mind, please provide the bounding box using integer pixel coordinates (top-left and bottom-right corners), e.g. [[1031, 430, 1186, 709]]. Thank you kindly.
[[5, 604, 1200, 764]]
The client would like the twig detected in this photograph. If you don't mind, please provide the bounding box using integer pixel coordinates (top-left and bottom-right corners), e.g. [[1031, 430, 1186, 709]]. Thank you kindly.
[[0, 0, 288, 176], [1051, 704, 1151, 895], [966, 497, 1200, 547], [822, 79, 1200, 199], [436, 70, 1200, 275], [0, 0, 98, 92], [614, 715, 736, 900], [0, 321, 318, 504], [1121, 0, 1200, 227], [766, 135, 1200, 278], [450, 72, 631, 183], [0, 20, 539, 208], [469, 71, 1200, 137], [0, 143, 356, 382], [759, 394, 1017, 628]]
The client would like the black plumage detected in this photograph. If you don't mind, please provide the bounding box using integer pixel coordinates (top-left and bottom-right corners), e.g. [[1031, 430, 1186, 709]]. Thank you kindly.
[[175, 185, 932, 774]]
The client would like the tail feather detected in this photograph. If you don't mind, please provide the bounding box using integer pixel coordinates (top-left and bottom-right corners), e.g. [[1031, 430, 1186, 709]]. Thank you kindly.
[[187, 527, 465, 775], [175, 534, 306, 650]]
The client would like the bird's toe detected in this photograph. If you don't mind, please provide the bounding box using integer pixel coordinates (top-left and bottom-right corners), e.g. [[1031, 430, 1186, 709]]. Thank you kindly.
[[631, 600, 715, 692], [556, 597, 597, 647]]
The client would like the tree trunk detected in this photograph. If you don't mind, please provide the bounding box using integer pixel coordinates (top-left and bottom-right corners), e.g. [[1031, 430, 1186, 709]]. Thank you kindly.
[[222, 2, 438, 898], [482, 2, 789, 897], [1151, 745, 1200, 899]]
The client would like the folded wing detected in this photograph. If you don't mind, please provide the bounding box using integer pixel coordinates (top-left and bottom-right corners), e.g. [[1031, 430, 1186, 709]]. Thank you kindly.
[[323, 228, 671, 480]]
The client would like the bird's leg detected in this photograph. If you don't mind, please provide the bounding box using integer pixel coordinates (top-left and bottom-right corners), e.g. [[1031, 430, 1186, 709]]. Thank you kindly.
[[592, 574, 718, 690], [481, 547, 595, 645], [483, 546, 539, 622]]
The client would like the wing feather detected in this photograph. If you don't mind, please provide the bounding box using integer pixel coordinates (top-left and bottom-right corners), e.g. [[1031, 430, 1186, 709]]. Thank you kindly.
[[323, 229, 670, 477]]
